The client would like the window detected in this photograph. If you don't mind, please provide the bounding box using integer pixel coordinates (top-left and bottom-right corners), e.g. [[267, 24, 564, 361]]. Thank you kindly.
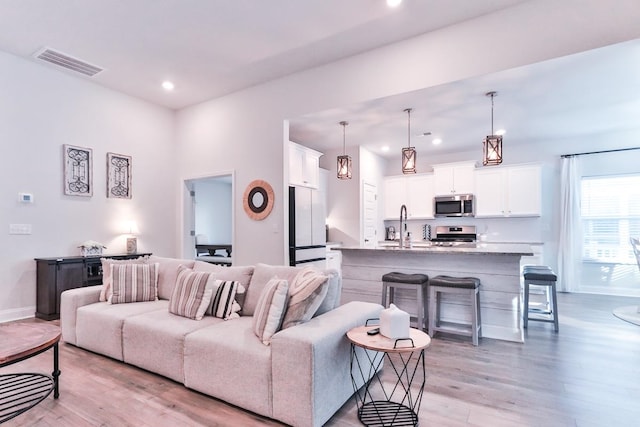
[[581, 174, 640, 263]]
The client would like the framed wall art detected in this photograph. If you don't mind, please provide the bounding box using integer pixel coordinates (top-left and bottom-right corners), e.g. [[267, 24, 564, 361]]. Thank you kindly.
[[106, 152, 132, 199], [63, 144, 93, 197]]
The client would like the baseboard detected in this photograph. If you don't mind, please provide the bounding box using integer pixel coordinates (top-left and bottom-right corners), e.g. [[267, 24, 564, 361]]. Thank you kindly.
[[0, 306, 35, 323]]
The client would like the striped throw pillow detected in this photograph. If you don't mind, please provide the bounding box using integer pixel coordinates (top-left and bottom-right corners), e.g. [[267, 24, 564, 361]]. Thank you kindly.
[[109, 263, 158, 304], [252, 278, 289, 345], [208, 280, 241, 320], [169, 266, 216, 320]]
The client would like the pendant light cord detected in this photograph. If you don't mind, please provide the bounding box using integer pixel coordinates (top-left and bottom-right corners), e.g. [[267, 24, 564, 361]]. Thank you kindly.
[[404, 108, 412, 148], [340, 121, 348, 155]]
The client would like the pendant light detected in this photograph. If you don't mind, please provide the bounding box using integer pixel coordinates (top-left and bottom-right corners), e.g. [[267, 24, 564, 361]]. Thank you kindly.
[[337, 121, 352, 179], [401, 108, 416, 174], [483, 91, 503, 166]]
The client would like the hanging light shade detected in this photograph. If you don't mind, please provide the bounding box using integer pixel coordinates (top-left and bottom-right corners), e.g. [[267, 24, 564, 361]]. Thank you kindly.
[[402, 108, 416, 174], [483, 91, 503, 166], [337, 121, 352, 179]]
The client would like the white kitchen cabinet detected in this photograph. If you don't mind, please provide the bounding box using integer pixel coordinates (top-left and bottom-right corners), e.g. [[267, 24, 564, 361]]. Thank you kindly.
[[433, 161, 476, 195], [383, 176, 407, 219], [475, 164, 541, 217], [289, 141, 322, 189], [383, 174, 433, 219]]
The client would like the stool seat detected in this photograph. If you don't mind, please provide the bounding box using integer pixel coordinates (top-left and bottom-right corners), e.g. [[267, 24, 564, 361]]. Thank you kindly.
[[523, 265, 559, 332], [428, 275, 482, 346], [381, 272, 429, 284], [523, 267, 557, 282], [381, 272, 429, 331], [428, 275, 480, 289]]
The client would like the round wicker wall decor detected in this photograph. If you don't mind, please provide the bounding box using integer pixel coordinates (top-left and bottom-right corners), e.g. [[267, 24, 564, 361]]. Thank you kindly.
[[243, 179, 274, 221]]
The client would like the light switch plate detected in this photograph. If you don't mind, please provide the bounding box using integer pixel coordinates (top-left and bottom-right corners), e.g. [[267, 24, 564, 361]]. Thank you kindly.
[[19, 193, 34, 203], [9, 224, 32, 235]]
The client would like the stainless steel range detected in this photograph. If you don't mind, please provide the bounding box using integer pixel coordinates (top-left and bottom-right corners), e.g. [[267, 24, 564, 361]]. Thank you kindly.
[[430, 225, 477, 246]]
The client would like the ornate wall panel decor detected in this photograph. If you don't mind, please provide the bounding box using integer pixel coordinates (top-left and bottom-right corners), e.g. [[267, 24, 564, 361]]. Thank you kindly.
[[106, 152, 132, 199], [63, 144, 93, 197], [243, 179, 274, 220]]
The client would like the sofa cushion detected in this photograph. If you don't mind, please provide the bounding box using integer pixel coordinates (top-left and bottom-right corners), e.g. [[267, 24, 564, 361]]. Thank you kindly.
[[244, 264, 301, 316], [148, 256, 196, 300], [281, 267, 328, 330], [183, 317, 273, 418], [110, 263, 159, 304], [75, 300, 168, 361], [192, 261, 254, 307], [252, 278, 289, 345], [168, 265, 215, 320], [122, 309, 222, 383], [99, 255, 149, 302]]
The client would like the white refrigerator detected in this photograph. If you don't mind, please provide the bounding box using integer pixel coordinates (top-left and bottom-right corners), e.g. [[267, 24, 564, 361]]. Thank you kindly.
[[288, 186, 326, 268]]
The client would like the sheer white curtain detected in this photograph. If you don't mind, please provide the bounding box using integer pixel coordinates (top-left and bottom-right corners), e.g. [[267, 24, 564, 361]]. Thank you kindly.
[[557, 156, 582, 292]]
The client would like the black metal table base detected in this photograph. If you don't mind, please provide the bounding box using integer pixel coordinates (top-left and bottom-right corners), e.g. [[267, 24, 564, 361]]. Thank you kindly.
[[359, 401, 418, 426], [351, 344, 426, 426], [0, 373, 55, 423], [0, 341, 59, 424]]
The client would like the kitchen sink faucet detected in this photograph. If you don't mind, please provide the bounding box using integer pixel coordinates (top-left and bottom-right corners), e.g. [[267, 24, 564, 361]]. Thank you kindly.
[[399, 204, 407, 248]]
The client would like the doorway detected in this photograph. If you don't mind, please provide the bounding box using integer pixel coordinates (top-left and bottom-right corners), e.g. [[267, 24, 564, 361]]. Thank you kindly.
[[182, 173, 234, 261], [362, 181, 378, 248]]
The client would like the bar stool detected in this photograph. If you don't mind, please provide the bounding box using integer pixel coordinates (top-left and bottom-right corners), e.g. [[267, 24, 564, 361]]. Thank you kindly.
[[428, 275, 481, 346], [381, 272, 429, 331], [523, 265, 559, 332]]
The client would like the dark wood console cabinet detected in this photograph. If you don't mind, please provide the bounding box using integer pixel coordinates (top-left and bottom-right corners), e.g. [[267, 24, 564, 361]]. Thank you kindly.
[[34, 253, 152, 320]]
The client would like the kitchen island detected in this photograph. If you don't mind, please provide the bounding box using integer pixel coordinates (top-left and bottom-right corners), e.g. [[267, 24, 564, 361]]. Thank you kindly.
[[334, 243, 533, 343]]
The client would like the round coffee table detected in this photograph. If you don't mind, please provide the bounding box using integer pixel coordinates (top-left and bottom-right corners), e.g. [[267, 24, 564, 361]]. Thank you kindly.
[[0, 321, 61, 423], [347, 325, 430, 426]]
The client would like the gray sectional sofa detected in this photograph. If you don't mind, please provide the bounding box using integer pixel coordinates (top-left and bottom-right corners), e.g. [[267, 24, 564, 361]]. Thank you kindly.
[[60, 256, 382, 427]]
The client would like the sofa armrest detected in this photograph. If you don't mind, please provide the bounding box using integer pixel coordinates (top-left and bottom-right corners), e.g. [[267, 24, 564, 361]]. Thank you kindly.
[[60, 286, 101, 345], [271, 301, 383, 427]]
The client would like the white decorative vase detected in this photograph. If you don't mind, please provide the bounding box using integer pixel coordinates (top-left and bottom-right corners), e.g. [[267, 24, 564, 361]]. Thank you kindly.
[[380, 304, 410, 339]]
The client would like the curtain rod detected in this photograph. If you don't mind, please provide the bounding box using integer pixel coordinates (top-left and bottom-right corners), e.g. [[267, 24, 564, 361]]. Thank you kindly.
[[560, 147, 640, 158]]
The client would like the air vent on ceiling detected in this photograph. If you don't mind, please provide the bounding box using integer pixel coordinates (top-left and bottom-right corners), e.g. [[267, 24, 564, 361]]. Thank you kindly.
[[33, 48, 104, 77]]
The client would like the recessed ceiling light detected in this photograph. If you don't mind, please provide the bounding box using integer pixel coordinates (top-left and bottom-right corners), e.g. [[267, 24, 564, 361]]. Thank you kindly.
[[162, 81, 175, 91], [387, 0, 402, 7], [432, 138, 442, 145], [381, 145, 390, 152], [496, 129, 506, 136]]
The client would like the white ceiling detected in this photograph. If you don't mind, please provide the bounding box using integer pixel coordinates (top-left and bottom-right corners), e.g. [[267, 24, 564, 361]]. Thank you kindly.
[[289, 37, 640, 159], [1, 0, 637, 161], [0, 0, 526, 110]]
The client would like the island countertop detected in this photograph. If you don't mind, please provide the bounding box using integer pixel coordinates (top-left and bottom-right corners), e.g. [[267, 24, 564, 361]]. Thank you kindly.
[[334, 242, 533, 256]]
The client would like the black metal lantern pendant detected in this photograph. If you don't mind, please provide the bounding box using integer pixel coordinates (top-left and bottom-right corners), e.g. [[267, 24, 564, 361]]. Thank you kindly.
[[337, 121, 352, 180], [483, 91, 503, 166], [402, 108, 416, 174]]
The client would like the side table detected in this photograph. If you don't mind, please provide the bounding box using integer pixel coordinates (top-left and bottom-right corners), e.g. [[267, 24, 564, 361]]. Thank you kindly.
[[0, 322, 61, 423], [347, 325, 430, 426]]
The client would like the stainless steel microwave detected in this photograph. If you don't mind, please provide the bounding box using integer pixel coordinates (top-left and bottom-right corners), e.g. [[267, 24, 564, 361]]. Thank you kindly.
[[434, 194, 475, 217]]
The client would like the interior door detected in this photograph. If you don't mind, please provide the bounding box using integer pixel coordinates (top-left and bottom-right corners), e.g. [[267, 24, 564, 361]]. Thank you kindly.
[[363, 182, 378, 248]]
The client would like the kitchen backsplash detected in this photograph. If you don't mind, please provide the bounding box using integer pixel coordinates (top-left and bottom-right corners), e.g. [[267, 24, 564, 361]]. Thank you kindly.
[[384, 216, 544, 243]]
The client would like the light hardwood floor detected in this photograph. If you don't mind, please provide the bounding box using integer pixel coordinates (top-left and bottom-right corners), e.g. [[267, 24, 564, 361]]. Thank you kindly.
[[3, 293, 640, 427]]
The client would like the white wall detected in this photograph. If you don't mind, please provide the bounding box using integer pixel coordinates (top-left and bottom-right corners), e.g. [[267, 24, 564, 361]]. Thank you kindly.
[[0, 51, 175, 321], [174, 0, 640, 266], [321, 146, 360, 246]]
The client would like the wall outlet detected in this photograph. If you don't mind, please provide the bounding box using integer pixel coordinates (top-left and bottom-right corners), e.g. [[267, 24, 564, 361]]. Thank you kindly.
[[9, 224, 32, 235]]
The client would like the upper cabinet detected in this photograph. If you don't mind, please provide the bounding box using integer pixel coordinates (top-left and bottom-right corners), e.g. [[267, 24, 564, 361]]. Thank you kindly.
[[383, 174, 434, 219], [289, 141, 323, 189], [432, 161, 476, 195], [475, 164, 541, 217]]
